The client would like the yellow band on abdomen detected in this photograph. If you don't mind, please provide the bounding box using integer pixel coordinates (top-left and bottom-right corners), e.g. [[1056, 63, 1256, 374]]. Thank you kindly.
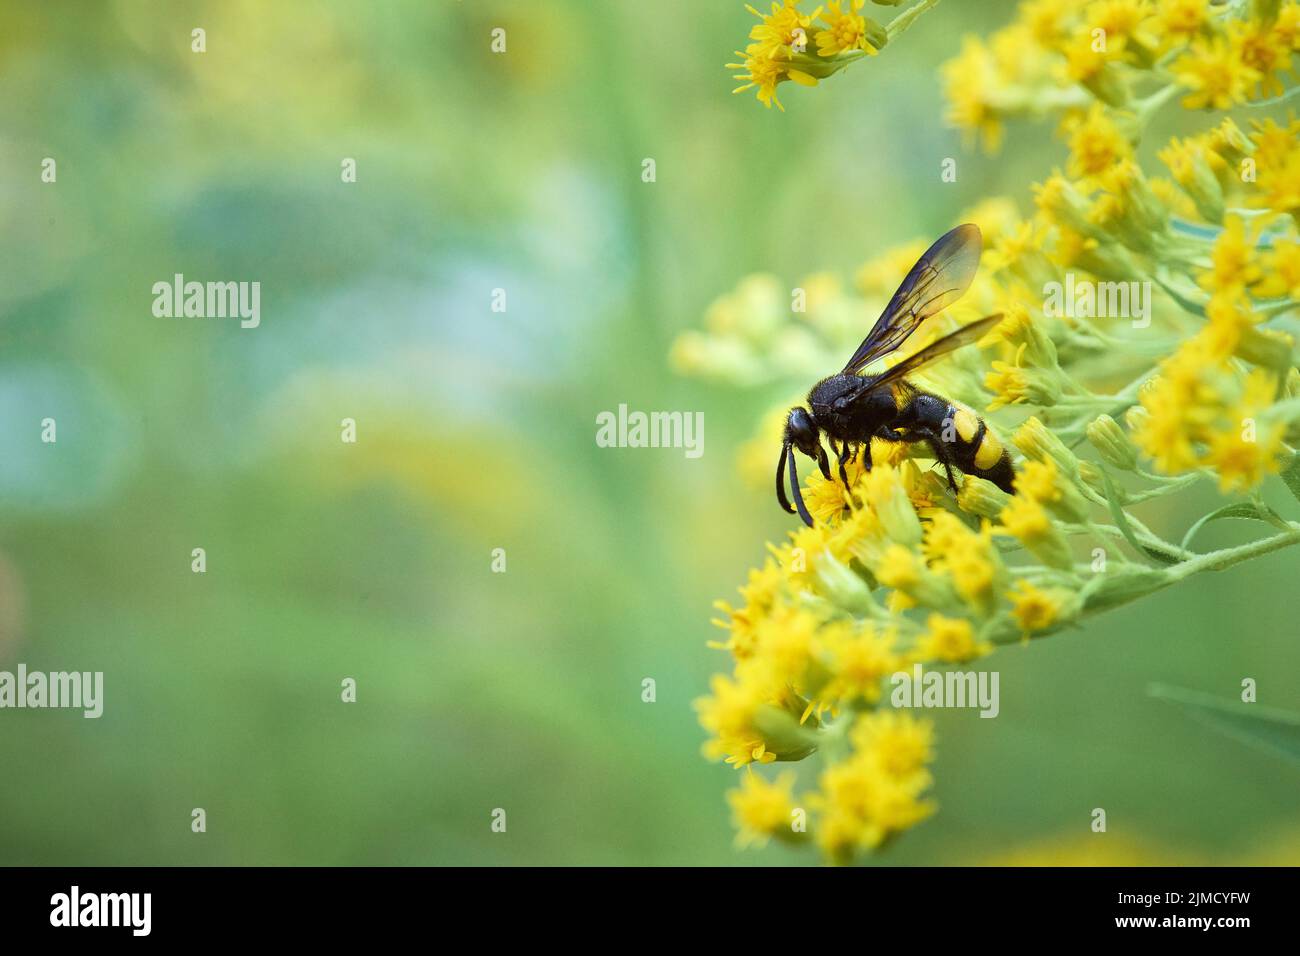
[[974, 430, 1003, 470], [952, 407, 980, 443]]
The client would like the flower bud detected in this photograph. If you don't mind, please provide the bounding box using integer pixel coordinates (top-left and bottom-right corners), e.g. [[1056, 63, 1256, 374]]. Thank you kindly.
[[1035, 174, 1105, 240], [1157, 139, 1224, 223], [1076, 460, 1108, 498], [958, 475, 1013, 519], [1086, 414, 1139, 471], [985, 359, 1062, 410], [1124, 403, 1150, 434], [1014, 416, 1081, 475], [753, 704, 820, 762], [861, 466, 923, 548], [1235, 326, 1295, 372], [814, 554, 875, 614]]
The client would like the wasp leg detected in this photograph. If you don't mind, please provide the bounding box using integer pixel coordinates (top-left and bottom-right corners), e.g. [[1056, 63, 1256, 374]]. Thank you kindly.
[[816, 443, 832, 481], [861, 440, 873, 473], [894, 425, 961, 495], [924, 435, 960, 493], [837, 441, 852, 486], [942, 461, 958, 494]]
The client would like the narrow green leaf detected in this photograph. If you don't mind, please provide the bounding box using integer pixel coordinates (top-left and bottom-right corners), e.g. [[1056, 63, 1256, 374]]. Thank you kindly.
[[1179, 503, 1271, 551], [1279, 454, 1300, 506], [1099, 467, 1179, 565], [1149, 683, 1300, 766]]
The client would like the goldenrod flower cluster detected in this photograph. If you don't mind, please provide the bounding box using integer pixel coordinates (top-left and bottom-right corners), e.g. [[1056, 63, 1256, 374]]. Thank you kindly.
[[728, 0, 933, 110], [693, 0, 1300, 864]]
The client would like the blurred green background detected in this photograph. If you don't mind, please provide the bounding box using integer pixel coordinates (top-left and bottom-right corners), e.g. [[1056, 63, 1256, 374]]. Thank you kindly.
[[0, 0, 1296, 866]]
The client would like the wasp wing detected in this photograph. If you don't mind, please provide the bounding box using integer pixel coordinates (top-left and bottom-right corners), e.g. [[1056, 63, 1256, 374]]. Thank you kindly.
[[866, 314, 1002, 390], [842, 223, 982, 375]]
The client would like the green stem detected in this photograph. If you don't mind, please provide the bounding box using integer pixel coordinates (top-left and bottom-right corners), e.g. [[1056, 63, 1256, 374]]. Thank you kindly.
[[886, 0, 942, 40], [1165, 528, 1300, 580], [1133, 83, 1180, 127]]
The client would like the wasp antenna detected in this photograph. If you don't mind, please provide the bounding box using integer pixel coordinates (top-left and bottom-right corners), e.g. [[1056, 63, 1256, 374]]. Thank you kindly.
[[786, 445, 815, 528], [775, 443, 795, 514]]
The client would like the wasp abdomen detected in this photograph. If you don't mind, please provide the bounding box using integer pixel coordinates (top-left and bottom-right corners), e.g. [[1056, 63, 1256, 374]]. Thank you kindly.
[[946, 403, 1015, 492], [897, 392, 1015, 493]]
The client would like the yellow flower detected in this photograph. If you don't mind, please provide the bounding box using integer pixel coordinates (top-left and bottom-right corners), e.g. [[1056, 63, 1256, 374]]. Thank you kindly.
[[1154, 0, 1207, 46], [1147, 175, 1199, 219], [1204, 422, 1285, 492], [818, 623, 902, 707], [728, 770, 799, 847], [1248, 115, 1300, 214], [874, 543, 921, 590], [1230, 20, 1292, 99], [728, 45, 790, 110], [746, 0, 822, 57], [1250, 115, 1300, 171], [1020, 0, 1076, 47], [921, 511, 971, 565], [815, 807, 879, 862], [751, 602, 821, 689], [927, 517, 1001, 611], [941, 37, 1004, 153], [1203, 291, 1256, 361], [1134, 387, 1202, 473], [1017, 458, 1061, 504], [815, 0, 879, 57], [813, 750, 934, 862], [985, 344, 1061, 409], [1171, 35, 1261, 110], [999, 495, 1049, 543], [1087, 0, 1156, 56], [1199, 216, 1264, 294], [918, 613, 991, 663], [1259, 240, 1300, 299], [849, 711, 934, 780], [696, 674, 778, 767], [1275, 5, 1300, 51], [1007, 579, 1064, 634], [1063, 103, 1133, 180], [1202, 369, 1287, 492], [802, 453, 867, 524], [949, 547, 996, 609], [711, 553, 789, 655]]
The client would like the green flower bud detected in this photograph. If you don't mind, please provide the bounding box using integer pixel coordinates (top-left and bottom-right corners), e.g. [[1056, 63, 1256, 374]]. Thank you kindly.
[[1086, 414, 1139, 471], [753, 702, 819, 762], [958, 476, 1013, 520], [814, 554, 875, 615], [1124, 404, 1151, 434], [1077, 461, 1110, 498], [864, 16, 888, 50], [1014, 416, 1080, 475], [1235, 327, 1294, 373], [1082, 62, 1130, 108]]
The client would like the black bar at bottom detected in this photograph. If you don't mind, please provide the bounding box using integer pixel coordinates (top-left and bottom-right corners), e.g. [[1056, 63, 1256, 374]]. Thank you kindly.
[[0, 866, 1287, 940]]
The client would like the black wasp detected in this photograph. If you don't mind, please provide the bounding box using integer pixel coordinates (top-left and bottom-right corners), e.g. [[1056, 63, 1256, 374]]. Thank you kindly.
[[777, 223, 1016, 527]]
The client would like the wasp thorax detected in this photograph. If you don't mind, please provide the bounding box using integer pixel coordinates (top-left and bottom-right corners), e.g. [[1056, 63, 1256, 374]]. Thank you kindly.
[[809, 374, 887, 435]]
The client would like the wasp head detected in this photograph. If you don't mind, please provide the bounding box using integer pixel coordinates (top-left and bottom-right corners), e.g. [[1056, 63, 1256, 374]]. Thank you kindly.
[[776, 406, 830, 527], [783, 406, 821, 459]]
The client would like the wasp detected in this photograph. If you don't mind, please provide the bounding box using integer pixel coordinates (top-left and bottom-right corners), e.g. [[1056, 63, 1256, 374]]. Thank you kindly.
[[777, 223, 1015, 527]]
